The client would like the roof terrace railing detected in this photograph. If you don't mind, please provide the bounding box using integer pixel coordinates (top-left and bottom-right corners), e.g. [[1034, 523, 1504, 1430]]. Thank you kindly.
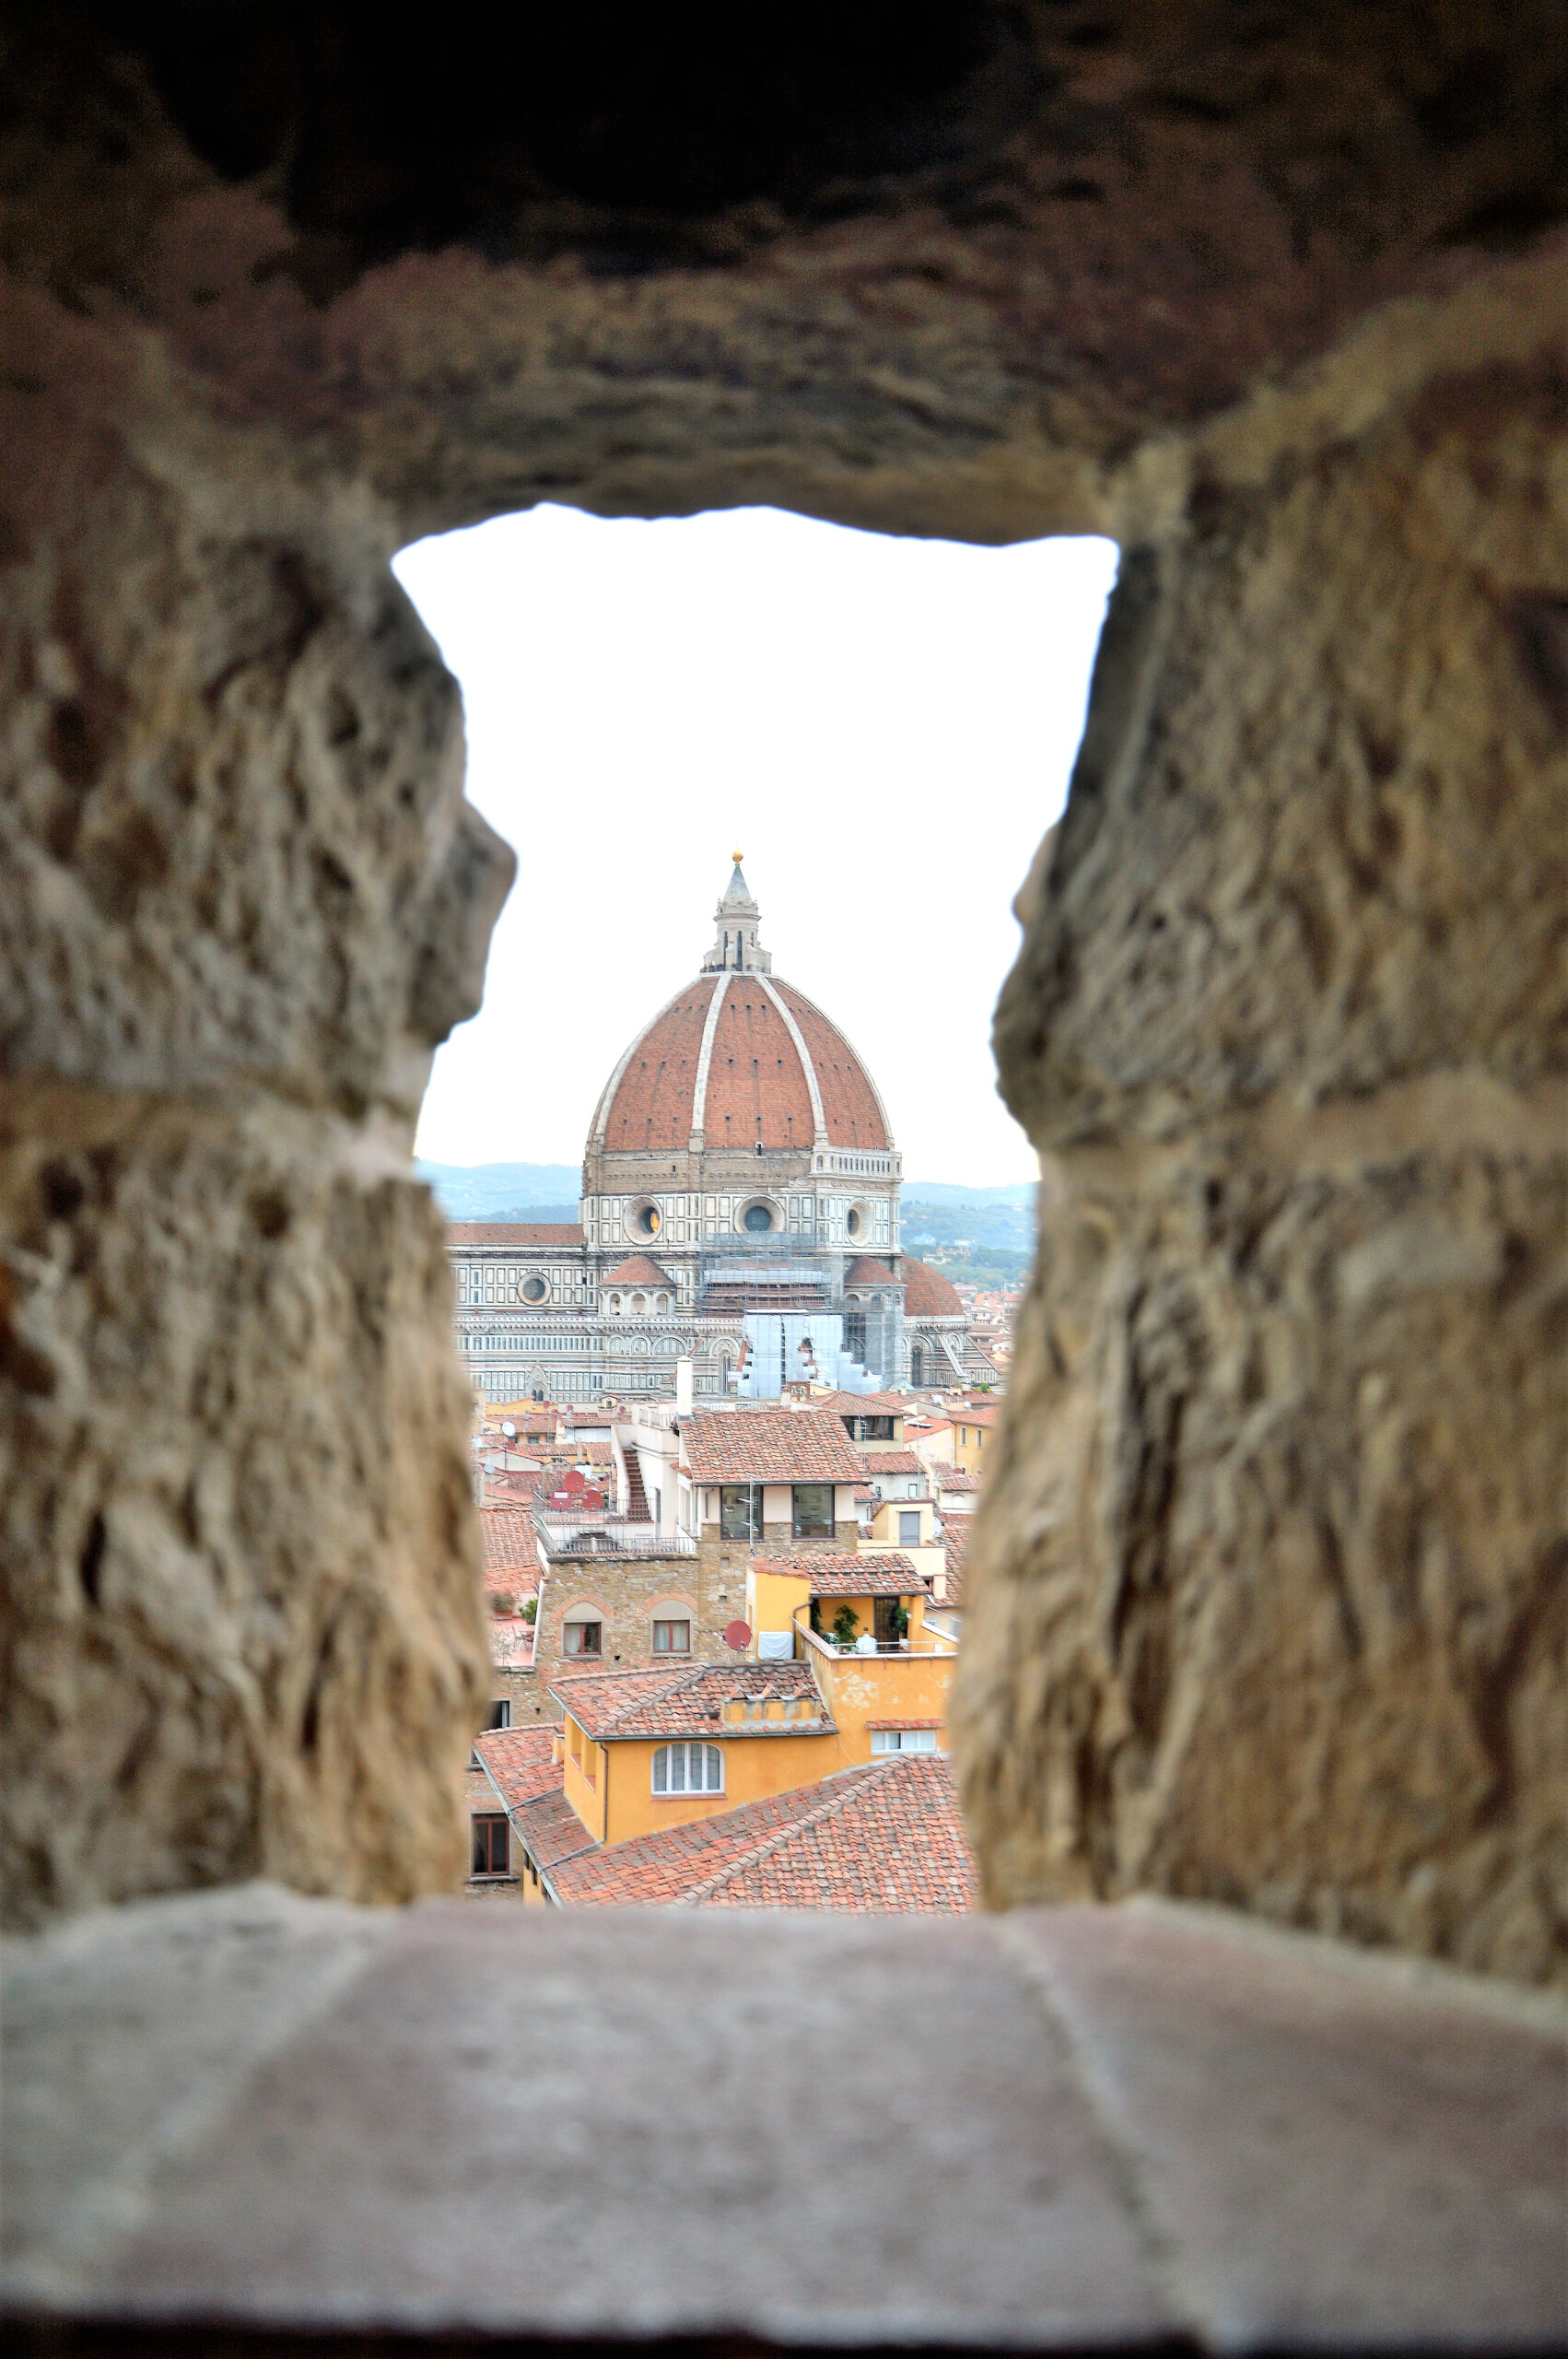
[[533, 1514, 696, 1561], [793, 1612, 958, 1661]]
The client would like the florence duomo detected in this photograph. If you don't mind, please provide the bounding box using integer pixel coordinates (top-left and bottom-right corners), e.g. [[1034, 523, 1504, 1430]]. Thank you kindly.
[[449, 859, 981, 1402]]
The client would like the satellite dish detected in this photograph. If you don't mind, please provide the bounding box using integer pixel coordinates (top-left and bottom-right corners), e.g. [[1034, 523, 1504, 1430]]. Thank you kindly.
[[723, 1619, 753, 1652], [501, 1421, 516, 1438]]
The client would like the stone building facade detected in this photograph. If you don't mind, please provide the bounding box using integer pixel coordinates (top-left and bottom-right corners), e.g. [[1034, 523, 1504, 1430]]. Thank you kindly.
[[449, 864, 980, 1402]]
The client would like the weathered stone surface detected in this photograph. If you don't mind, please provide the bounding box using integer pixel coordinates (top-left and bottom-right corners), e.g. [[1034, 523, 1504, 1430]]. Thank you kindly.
[[2, 6, 1566, 1958], [0, 1082, 490, 1922], [959, 323, 1568, 1982], [4, 1888, 1562, 2348], [1005, 1901, 1568, 2348]]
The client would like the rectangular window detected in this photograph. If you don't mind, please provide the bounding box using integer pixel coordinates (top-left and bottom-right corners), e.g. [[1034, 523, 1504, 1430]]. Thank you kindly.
[[471, 1814, 509, 1874], [486, 1699, 511, 1731], [720, 1485, 760, 1540], [564, 1620, 602, 1655], [652, 1618, 691, 1654], [653, 1742, 724, 1794], [871, 1730, 938, 1755], [898, 1510, 922, 1546], [792, 1483, 834, 1539]]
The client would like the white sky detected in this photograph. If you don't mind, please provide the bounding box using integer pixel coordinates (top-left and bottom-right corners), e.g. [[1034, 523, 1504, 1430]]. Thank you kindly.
[[394, 506, 1116, 1187]]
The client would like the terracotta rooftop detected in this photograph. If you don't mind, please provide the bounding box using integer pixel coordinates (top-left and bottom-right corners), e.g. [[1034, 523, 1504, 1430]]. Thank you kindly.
[[601, 1254, 674, 1287], [473, 1727, 561, 1814], [551, 1661, 832, 1740], [815, 1390, 908, 1416], [552, 1757, 976, 1912], [479, 1510, 543, 1579], [683, 1407, 861, 1484], [448, 1222, 585, 1247], [750, 1552, 922, 1596], [901, 1258, 965, 1316], [954, 1402, 1002, 1427], [842, 1258, 895, 1287], [512, 1784, 599, 1875], [931, 1464, 981, 1493], [857, 1450, 926, 1476]]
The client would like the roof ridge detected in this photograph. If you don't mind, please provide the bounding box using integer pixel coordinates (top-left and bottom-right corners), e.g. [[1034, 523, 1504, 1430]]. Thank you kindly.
[[597, 1661, 708, 1733], [673, 1758, 901, 1907]]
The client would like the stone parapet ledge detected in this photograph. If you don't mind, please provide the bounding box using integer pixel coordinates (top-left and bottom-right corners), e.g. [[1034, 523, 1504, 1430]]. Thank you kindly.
[[3, 1886, 1562, 2357]]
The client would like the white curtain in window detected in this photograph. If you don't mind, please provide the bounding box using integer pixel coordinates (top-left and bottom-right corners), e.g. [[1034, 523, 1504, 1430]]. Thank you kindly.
[[652, 1742, 723, 1793]]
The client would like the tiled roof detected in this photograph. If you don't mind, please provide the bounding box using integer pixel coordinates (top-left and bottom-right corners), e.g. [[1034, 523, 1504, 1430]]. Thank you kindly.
[[479, 1510, 542, 1578], [474, 1727, 561, 1813], [864, 1719, 943, 1731], [931, 1463, 981, 1492], [842, 1258, 895, 1287], [954, 1402, 1002, 1427], [815, 1390, 908, 1416], [597, 974, 886, 1156], [683, 1407, 860, 1484], [939, 1523, 968, 1606], [602, 1254, 674, 1286], [518, 1786, 599, 1874], [551, 1661, 832, 1739], [856, 1450, 926, 1476], [448, 1223, 585, 1247], [750, 1552, 921, 1595], [901, 1257, 965, 1316], [552, 1757, 975, 1912]]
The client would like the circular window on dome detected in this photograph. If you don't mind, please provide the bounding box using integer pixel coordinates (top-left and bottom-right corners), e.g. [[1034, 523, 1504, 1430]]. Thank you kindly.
[[743, 1203, 774, 1233], [846, 1201, 872, 1240], [521, 1274, 547, 1304], [631, 1202, 661, 1238]]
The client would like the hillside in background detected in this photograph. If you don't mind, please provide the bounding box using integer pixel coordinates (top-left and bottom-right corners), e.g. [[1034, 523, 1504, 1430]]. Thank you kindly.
[[417, 1161, 581, 1221], [900, 1192, 1036, 1255], [419, 1163, 1037, 1282]]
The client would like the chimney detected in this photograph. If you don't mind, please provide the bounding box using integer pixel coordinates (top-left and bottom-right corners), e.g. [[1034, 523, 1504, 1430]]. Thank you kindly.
[[675, 1356, 694, 1417]]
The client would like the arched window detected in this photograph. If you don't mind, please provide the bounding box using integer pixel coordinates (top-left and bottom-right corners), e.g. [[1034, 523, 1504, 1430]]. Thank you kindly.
[[655, 1292, 669, 1314], [563, 1609, 603, 1657], [910, 1346, 925, 1385], [631, 1291, 646, 1315], [652, 1742, 722, 1794], [609, 1294, 621, 1314]]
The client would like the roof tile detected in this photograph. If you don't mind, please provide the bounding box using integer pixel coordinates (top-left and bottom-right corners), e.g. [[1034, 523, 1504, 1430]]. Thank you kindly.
[[550, 1661, 833, 1739], [552, 1756, 975, 1912], [683, 1407, 861, 1484]]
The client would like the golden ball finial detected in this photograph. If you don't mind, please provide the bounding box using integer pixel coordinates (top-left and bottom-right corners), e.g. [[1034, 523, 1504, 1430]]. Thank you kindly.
[[731, 849, 743, 864]]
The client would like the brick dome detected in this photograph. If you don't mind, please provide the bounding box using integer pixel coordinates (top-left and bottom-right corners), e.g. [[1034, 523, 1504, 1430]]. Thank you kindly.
[[590, 970, 891, 1158]]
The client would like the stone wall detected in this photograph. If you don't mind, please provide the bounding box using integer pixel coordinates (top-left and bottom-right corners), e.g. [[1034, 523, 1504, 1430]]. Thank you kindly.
[[954, 295, 1568, 1982], [531, 1560, 724, 1708], [4, 5, 1564, 1970], [1, 323, 513, 1925]]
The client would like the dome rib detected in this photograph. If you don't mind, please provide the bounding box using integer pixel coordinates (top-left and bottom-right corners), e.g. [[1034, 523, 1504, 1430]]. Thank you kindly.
[[591, 979, 718, 1155], [591, 967, 894, 1161], [771, 980, 890, 1150]]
